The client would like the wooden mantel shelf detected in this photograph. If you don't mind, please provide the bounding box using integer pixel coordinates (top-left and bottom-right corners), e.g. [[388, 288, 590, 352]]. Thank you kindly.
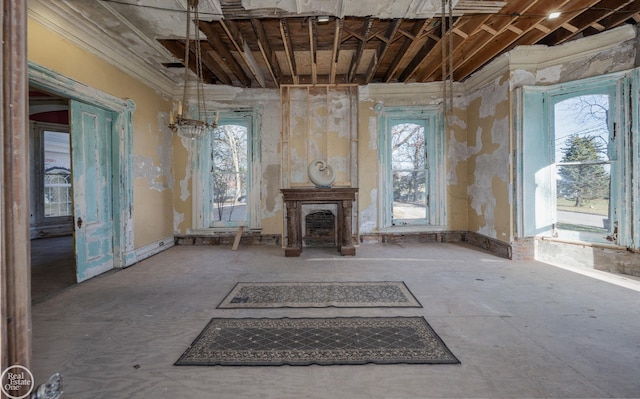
[[281, 187, 358, 257]]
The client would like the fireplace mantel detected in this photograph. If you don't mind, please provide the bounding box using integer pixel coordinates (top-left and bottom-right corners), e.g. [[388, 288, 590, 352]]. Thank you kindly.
[[281, 187, 358, 257]]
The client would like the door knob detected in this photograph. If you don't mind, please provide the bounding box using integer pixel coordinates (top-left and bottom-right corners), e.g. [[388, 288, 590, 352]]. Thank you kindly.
[[76, 217, 83, 229]]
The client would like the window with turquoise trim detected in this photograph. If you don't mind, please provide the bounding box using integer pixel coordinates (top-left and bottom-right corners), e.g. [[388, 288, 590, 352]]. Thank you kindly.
[[518, 72, 635, 246], [201, 110, 259, 229], [378, 105, 445, 228]]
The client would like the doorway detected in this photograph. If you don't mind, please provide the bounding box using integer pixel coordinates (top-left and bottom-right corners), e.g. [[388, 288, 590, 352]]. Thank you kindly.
[[29, 89, 76, 301]]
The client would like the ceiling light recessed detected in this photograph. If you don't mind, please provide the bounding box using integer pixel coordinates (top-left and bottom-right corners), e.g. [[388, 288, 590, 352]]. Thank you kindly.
[[548, 11, 561, 19]]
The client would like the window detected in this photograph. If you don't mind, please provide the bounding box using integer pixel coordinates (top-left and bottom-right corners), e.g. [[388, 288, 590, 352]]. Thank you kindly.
[[554, 94, 613, 242], [518, 73, 634, 246], [196, 108, 261, 230], [30, 123, 73, 231], [43, 131, 72, 218], [377, 105, 445, 228]]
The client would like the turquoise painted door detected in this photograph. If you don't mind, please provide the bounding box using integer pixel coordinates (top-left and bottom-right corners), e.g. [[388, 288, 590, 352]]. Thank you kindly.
[[71, 101, 114, 282]]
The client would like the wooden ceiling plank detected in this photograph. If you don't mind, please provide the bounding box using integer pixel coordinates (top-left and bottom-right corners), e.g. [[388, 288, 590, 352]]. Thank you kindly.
[[201, 42, 233, 86], [329, 18, 343, 84], [595, 0, 640, 29], [365, 18, 402, 83], [545, 0, 633, 44], [309, 18, 318, 85], [220, 19, 267, 88], [159, 39, 218, 84], [251, 18, 281, 87], [199, 21, 252, 87], [383, 19, 431, 82], [279, 19, 299, 84], [347, 16, 373, 83], [451, 0, 575, 80], [415, 15, 489, 82]]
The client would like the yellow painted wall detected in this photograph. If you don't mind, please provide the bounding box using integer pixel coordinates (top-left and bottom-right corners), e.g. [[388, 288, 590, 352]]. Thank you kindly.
[[357, 84, 469, 232], [465, 72, 512, 242], [28, 18, 174, 248]]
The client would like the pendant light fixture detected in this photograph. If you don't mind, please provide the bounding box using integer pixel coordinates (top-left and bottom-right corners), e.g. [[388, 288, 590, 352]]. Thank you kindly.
[[168, 0, 214, 139]]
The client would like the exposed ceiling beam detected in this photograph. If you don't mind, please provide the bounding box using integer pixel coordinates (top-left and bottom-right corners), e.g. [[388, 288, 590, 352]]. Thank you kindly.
[[309, 18, 318, 85], [199, 21, 252, 87], [383, 19, 432, 82], [251, 17, 281, 86], [279, 19, 298, 84], [219, 19, 267, 88], [329, 18, 343, 84], [347, 17, 373, 83], [366, 18, 402, 83]]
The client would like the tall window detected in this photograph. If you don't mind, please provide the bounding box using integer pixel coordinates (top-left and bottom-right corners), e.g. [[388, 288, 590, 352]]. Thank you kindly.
[[391, 120, 429, 224], [554, 94, 613, 242], [198, 109, 260, 229], [210, 119, 248, 227], [519, 74, 628, 245], [43, 131, 72, 218], [378, 105, 445, 228]]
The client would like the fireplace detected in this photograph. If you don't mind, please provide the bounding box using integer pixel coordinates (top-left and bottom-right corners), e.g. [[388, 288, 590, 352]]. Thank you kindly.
[[303, 206, 336, 247], [281, 187, 358, 256]]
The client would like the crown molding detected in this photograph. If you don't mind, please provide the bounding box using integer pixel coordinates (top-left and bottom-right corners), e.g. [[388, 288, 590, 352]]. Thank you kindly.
[[28, 0, 176, 99], [464, 25, 636, 93]]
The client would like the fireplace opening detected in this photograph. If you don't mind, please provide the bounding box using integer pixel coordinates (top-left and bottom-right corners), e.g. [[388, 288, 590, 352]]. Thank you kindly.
[[304, 210, 336, 247]]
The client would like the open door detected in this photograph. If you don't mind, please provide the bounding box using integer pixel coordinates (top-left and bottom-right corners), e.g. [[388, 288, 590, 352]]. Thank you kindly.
[[70, 100, 114, 282]]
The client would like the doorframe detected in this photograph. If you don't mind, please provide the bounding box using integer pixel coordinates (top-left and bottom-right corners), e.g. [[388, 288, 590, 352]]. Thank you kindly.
[[28, 61, 136, 269]]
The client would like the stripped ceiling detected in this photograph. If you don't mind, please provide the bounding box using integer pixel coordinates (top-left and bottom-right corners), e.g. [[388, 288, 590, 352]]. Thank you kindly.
[[29, 0, 640, 90]]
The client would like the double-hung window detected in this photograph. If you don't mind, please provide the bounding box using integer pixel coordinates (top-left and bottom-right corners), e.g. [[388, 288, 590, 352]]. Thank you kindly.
[[518, 72, 634, 246], [377, 105, 445, 228], [197, 108, 261, 229]]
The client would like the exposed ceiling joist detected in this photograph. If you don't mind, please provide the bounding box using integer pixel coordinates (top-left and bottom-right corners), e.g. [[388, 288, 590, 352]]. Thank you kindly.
[[38, 0, 639, 90]]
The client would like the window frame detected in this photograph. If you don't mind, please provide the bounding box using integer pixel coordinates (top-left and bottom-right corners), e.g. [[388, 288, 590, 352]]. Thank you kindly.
[[516, 71, 633, 247], [192, 107, 262, 232], [376, 104, 446, 229], [31, 121, 73, 227]]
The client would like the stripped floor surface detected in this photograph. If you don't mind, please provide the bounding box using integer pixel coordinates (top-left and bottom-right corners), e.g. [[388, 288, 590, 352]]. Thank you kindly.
[[31, 243, 640, 398]]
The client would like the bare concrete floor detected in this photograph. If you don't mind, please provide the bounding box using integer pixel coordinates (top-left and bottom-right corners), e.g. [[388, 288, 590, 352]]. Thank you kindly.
[[31, 243, 640, 398]]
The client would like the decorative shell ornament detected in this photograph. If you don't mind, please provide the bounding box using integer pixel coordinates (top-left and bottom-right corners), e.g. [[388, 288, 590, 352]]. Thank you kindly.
[[307, 159, 336, 187]]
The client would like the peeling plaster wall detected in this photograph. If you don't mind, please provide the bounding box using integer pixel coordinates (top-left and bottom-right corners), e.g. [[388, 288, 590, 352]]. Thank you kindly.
[[28, 18, 173, 249], [508, 25, 636, 90], [358, 83, 468, 233], [171, 88, 282, 235], [465, 73, 512, 241], [461, 24, 637, 245], [281, 86, 356, 188]]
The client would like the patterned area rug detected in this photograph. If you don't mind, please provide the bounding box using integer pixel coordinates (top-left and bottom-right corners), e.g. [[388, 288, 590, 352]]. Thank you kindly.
[[174, 317, 460, 366], [216, 281, 422, 308]]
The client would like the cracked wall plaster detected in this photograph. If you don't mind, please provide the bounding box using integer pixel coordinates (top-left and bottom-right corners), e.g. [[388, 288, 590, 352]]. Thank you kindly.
[[467, 116, 510, 238], [447, 114, 467, 186], [134, 114, 173, 191]]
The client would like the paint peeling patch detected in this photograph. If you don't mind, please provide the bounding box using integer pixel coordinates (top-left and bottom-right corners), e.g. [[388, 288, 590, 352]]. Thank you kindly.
[[467, 116, 510, 239], [134, 155, 168, 191], [173, 209, 185, 233], [368, 115, 378, 150], [179, 137, 193, 201], [467, 76, 508, 119], [359, 188, 378, 233], [536, 65, 563, 83], [510, 69, 535, 90], [263, 164, 280, 216], [447, 130, 467, 185]]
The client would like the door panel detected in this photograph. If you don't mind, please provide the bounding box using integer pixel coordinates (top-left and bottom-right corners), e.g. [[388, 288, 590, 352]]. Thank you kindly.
[[71, 101, 114, 282]]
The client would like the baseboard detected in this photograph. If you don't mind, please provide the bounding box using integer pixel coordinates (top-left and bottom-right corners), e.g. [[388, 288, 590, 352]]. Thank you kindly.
[[174, 230, 515, 260], [134, 236, 174, 263], [175, 233, 281, 247]]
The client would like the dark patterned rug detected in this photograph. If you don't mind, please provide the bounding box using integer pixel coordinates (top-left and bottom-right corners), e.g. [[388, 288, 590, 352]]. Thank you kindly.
[[174, 317, 459, 366], [216, 281, 422, 308]]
